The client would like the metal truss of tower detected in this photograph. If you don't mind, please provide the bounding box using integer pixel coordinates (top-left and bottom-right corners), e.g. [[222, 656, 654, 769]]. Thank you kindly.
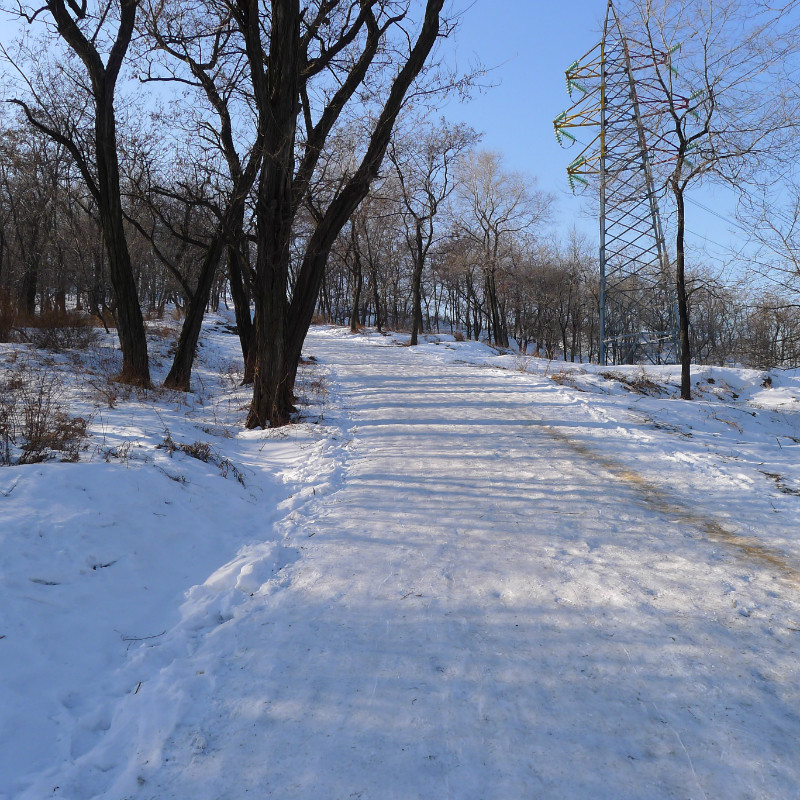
[[554, 1, 679, 366]]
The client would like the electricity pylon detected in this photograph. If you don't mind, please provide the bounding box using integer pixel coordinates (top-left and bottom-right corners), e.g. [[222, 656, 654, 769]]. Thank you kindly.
[[554, 0, 679, 366]]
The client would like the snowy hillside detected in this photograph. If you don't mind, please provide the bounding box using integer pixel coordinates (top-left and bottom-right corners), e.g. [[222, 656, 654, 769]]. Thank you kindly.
[[2, 319, 800, 799]]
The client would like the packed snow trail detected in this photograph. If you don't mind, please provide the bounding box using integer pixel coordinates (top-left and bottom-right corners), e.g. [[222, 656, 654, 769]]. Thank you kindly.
[[13, 326, 800, 799], [136, 328, 799, 800]]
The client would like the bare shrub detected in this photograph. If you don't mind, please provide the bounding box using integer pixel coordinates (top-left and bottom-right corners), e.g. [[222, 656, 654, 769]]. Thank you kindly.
[[147, 323, 175, 341], [550, 370, 571, 386], [549, 369, 587, 390], [100, 440, 136, 462], [295, 371, 328, 408], [0, 383, 14, 465], [0, 367, 88, 465], [218, 360, 244, 391], [82, 350, 137, 409], [87, 378, 120, 409], [20, 310, 100, 352], [600, 370, 668, 397], [157, 428, 245, 486]]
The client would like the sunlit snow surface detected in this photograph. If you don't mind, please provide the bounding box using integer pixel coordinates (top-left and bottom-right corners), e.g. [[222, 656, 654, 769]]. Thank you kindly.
[[2, 320, 800, 799]]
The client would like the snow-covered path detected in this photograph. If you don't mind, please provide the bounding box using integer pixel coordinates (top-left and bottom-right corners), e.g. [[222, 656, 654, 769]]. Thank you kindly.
[[148, 329, 800, 799], [6, 326, 800, 799]]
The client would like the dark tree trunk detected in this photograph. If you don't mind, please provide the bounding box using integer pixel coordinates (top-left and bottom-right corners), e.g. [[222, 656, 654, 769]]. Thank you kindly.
[[350, 258, 363, 333], [164, 237, 225, 391], [227, 237, 255, 383], [485, 269, 507, 347], [410, 221, 424, 346], [96, 92, 150, 385], [245, 0, 300, 429], [367, 254, 382, 332], [20, 262, 38, 316], [349, 220, 363, 333], [674, 184, 691, 399], [247, 0, 445, 427]]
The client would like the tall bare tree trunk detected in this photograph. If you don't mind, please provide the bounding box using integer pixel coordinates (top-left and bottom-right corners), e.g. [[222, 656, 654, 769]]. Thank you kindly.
[[350, 220, 363, 333], [227, 235, 255, 383], [410, 221, 424, 345], [245, 0, 444, 427], [245, 0, 300, 428], [164, 237, 225, 390], [95, 92, 150, 386], [674, 182, 691, 400]]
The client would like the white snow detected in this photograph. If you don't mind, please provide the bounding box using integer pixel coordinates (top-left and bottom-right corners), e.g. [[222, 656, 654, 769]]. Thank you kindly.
[[2, 321, 800, 799]]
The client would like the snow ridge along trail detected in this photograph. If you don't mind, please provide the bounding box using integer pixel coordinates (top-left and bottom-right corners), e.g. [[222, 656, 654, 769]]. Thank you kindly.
[[13, 326, 800, 799]]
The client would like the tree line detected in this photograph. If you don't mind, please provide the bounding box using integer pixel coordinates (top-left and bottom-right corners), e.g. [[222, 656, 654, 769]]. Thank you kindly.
[[1, 0, 800, 429]]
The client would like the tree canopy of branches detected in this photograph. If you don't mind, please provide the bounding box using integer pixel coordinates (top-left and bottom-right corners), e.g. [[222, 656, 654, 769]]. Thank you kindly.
[[6, 0, 152, 385], [625, 0, 800, 398]]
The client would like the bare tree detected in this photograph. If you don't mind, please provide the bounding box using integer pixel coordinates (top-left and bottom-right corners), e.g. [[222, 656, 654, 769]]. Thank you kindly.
[[139, 0, 263, 387], [4, 0, 151, 384], [626, 0, 800, 398], [389, 116, 478, 345], [737, 173, 800, 303], [454, 150, 551, 347], [0, 125, 65, 315], [225, 0, 449, 428]]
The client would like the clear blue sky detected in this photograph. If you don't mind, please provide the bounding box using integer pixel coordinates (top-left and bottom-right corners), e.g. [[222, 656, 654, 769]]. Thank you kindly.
[[445, 0, 604, 221]]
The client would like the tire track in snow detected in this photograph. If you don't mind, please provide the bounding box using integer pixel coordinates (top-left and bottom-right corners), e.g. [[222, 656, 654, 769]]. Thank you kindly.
[[542, 424, 800, 586]]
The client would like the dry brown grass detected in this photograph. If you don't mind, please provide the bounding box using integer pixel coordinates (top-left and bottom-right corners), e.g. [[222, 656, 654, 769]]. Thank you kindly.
[[147, 323, 175, 341], [600, 370, 667, 397]]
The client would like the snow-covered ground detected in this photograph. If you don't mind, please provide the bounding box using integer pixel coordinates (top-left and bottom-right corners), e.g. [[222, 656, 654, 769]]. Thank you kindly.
[[2, 320, 800, 799]]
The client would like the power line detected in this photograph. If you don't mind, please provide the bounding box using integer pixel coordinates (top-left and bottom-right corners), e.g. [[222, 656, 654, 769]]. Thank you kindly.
[[684, 196, 752, 237]]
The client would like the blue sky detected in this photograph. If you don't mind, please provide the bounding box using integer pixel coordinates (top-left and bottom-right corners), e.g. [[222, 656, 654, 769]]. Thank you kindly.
[[445, 0, 604, 219]]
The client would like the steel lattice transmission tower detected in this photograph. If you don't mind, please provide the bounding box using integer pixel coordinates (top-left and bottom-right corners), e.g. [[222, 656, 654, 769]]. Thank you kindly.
[[554, 0, 679, 365]]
